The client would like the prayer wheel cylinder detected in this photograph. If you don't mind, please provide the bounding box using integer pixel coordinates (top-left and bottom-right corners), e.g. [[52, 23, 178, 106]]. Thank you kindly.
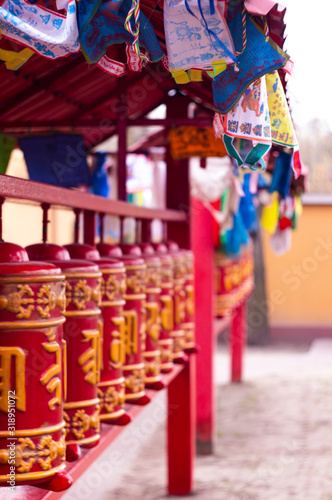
[[97, 244, 150, 405], [0, 243, 70, 488], [140, 253, 163, 389], [162, 243, 187, 363], [65, 244, 130, 425], [26, 245, 102, 450], [182, 249, 196, 352], [141, 243, 174, 373]]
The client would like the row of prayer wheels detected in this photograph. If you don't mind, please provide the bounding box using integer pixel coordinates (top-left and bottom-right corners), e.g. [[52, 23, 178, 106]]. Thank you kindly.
[[215, 247, 254, 317], [0, 239, 195, 491]]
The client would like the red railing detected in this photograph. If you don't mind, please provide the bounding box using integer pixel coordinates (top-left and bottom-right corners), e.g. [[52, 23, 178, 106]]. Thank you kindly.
[[0, 173, 195, 499]]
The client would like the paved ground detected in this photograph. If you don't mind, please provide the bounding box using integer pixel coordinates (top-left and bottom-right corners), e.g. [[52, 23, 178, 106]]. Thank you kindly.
[[102, 340, 332, 500]]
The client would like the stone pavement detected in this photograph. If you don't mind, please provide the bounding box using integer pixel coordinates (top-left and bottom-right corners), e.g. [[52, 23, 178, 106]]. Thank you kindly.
[[63, 340, 332, 500]]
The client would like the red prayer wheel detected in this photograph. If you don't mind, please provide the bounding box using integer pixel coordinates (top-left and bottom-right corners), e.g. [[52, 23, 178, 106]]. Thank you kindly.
[[26, 244, 102, 454], [141, 243, 174, 373], [97, 244, 150, 405], [163, 243, 187, 363], [182, 250, 196, 353], [139, 251, 163, 389], [65, 244, 131, 426], [0, 243, 71, 490], [214, 247, 254, 317]]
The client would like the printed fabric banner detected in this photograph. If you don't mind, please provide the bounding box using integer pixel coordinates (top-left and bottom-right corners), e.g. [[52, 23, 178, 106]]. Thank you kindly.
[[168, 126, 227, 159], [0, 0, 79, 59], [222, 77, 271, 169], [266, 71, 298, 148], [164, 0, 236, 72]]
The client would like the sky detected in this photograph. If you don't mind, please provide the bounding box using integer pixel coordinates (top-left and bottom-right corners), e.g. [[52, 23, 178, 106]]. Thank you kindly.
[[282, 0, 332, 130]]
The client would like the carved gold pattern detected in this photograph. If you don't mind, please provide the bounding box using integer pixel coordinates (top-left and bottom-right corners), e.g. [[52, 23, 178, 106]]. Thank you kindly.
[[0, 464, 66, 483], [40, 331, 62, 411], [110, 316, 126, 369], [78, 329, 100, 386], [64, 405, 100, 440], [124, 368, 145, 394], [145, 265, 161, 290], [123, 310, 138, 356], [0, 282, 66, 320], [160, 295, 174, 331], [65, 279, 101, 310], [36, 283, 66, 318], [144, 355, 161, 377], [126, 269, 146, 294], [100, 274, 126, 301], [0, 346, 26, 412], [0, 431, 66, 474], [145, 302, 160, 341], [0, 284, 34, 319], [174, 287, 186, 325], [98, 382, 125, 413]]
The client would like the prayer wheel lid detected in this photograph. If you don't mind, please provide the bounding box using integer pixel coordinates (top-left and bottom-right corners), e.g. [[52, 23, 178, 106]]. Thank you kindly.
[[0, 261, 63, 277], [48, 259, 100, 274], [165, 241, 180, 252], [97, 243, 123, 258], [65, 244, 124, 270], [120, 244, 142, 256], [140, 253, 161, 265], [0, 242, 29, 262], [113, 254, 145, 266], [26, 243, 70, 261], [140, 243, 155, 255], [65, 243, 100, 261], [151, 242, 168, 254]]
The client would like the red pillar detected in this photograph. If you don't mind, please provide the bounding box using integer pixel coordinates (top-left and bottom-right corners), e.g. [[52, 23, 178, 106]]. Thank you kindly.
[[230, 302, 247, 383], [165, 93, 190, 249], [167, 356, 196, 495], [191, 197, 214, 455]]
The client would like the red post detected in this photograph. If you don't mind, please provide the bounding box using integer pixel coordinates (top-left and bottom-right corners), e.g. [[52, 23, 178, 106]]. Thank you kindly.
[[167, 356, 196, 495], [83, 209, 96, 245], [165, 94, 190, 249], [230, 302, 247, 383], [191, 197, 214, 455]]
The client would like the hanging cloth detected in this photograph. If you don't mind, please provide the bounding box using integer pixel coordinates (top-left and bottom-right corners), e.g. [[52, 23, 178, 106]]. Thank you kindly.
[[222, 76, 271, 169], [164, 0, 236, 79], [266, 71, 298, 148], [0, 132, 16, 174], [78, 0, 164, 64], [19, 134, 90, 188], [0, 0, 79, 59], [212, 0, 288, 114]]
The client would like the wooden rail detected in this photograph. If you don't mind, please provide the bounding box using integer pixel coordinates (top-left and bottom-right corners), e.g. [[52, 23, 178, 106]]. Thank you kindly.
[[0, 175, 186, 222]]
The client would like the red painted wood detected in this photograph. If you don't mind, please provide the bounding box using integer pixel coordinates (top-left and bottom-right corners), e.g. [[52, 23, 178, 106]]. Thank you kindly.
[[0, 175, 186, 222], [9, 366, 184, 500], [117, 89, 127, 202], [167, 355, 195, 495], [191, 197, 214, 455], [128, 117, 213, 127], [230, 302, 247, 383], [83, 210, 96, 245], [166, 94, 190, 249]]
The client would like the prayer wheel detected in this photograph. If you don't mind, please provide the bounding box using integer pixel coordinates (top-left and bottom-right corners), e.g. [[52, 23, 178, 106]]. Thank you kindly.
[[141, 243, 174, 373], [156, 243, 187, 364], [97, 244, 150, 405], [65, 244, 131, 426], [214, 248, 254, 317], [0, 243, 72, 490], [26, 244, 102, 457], [120, 244, 164, 390], [182, 249, 196, 353]]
